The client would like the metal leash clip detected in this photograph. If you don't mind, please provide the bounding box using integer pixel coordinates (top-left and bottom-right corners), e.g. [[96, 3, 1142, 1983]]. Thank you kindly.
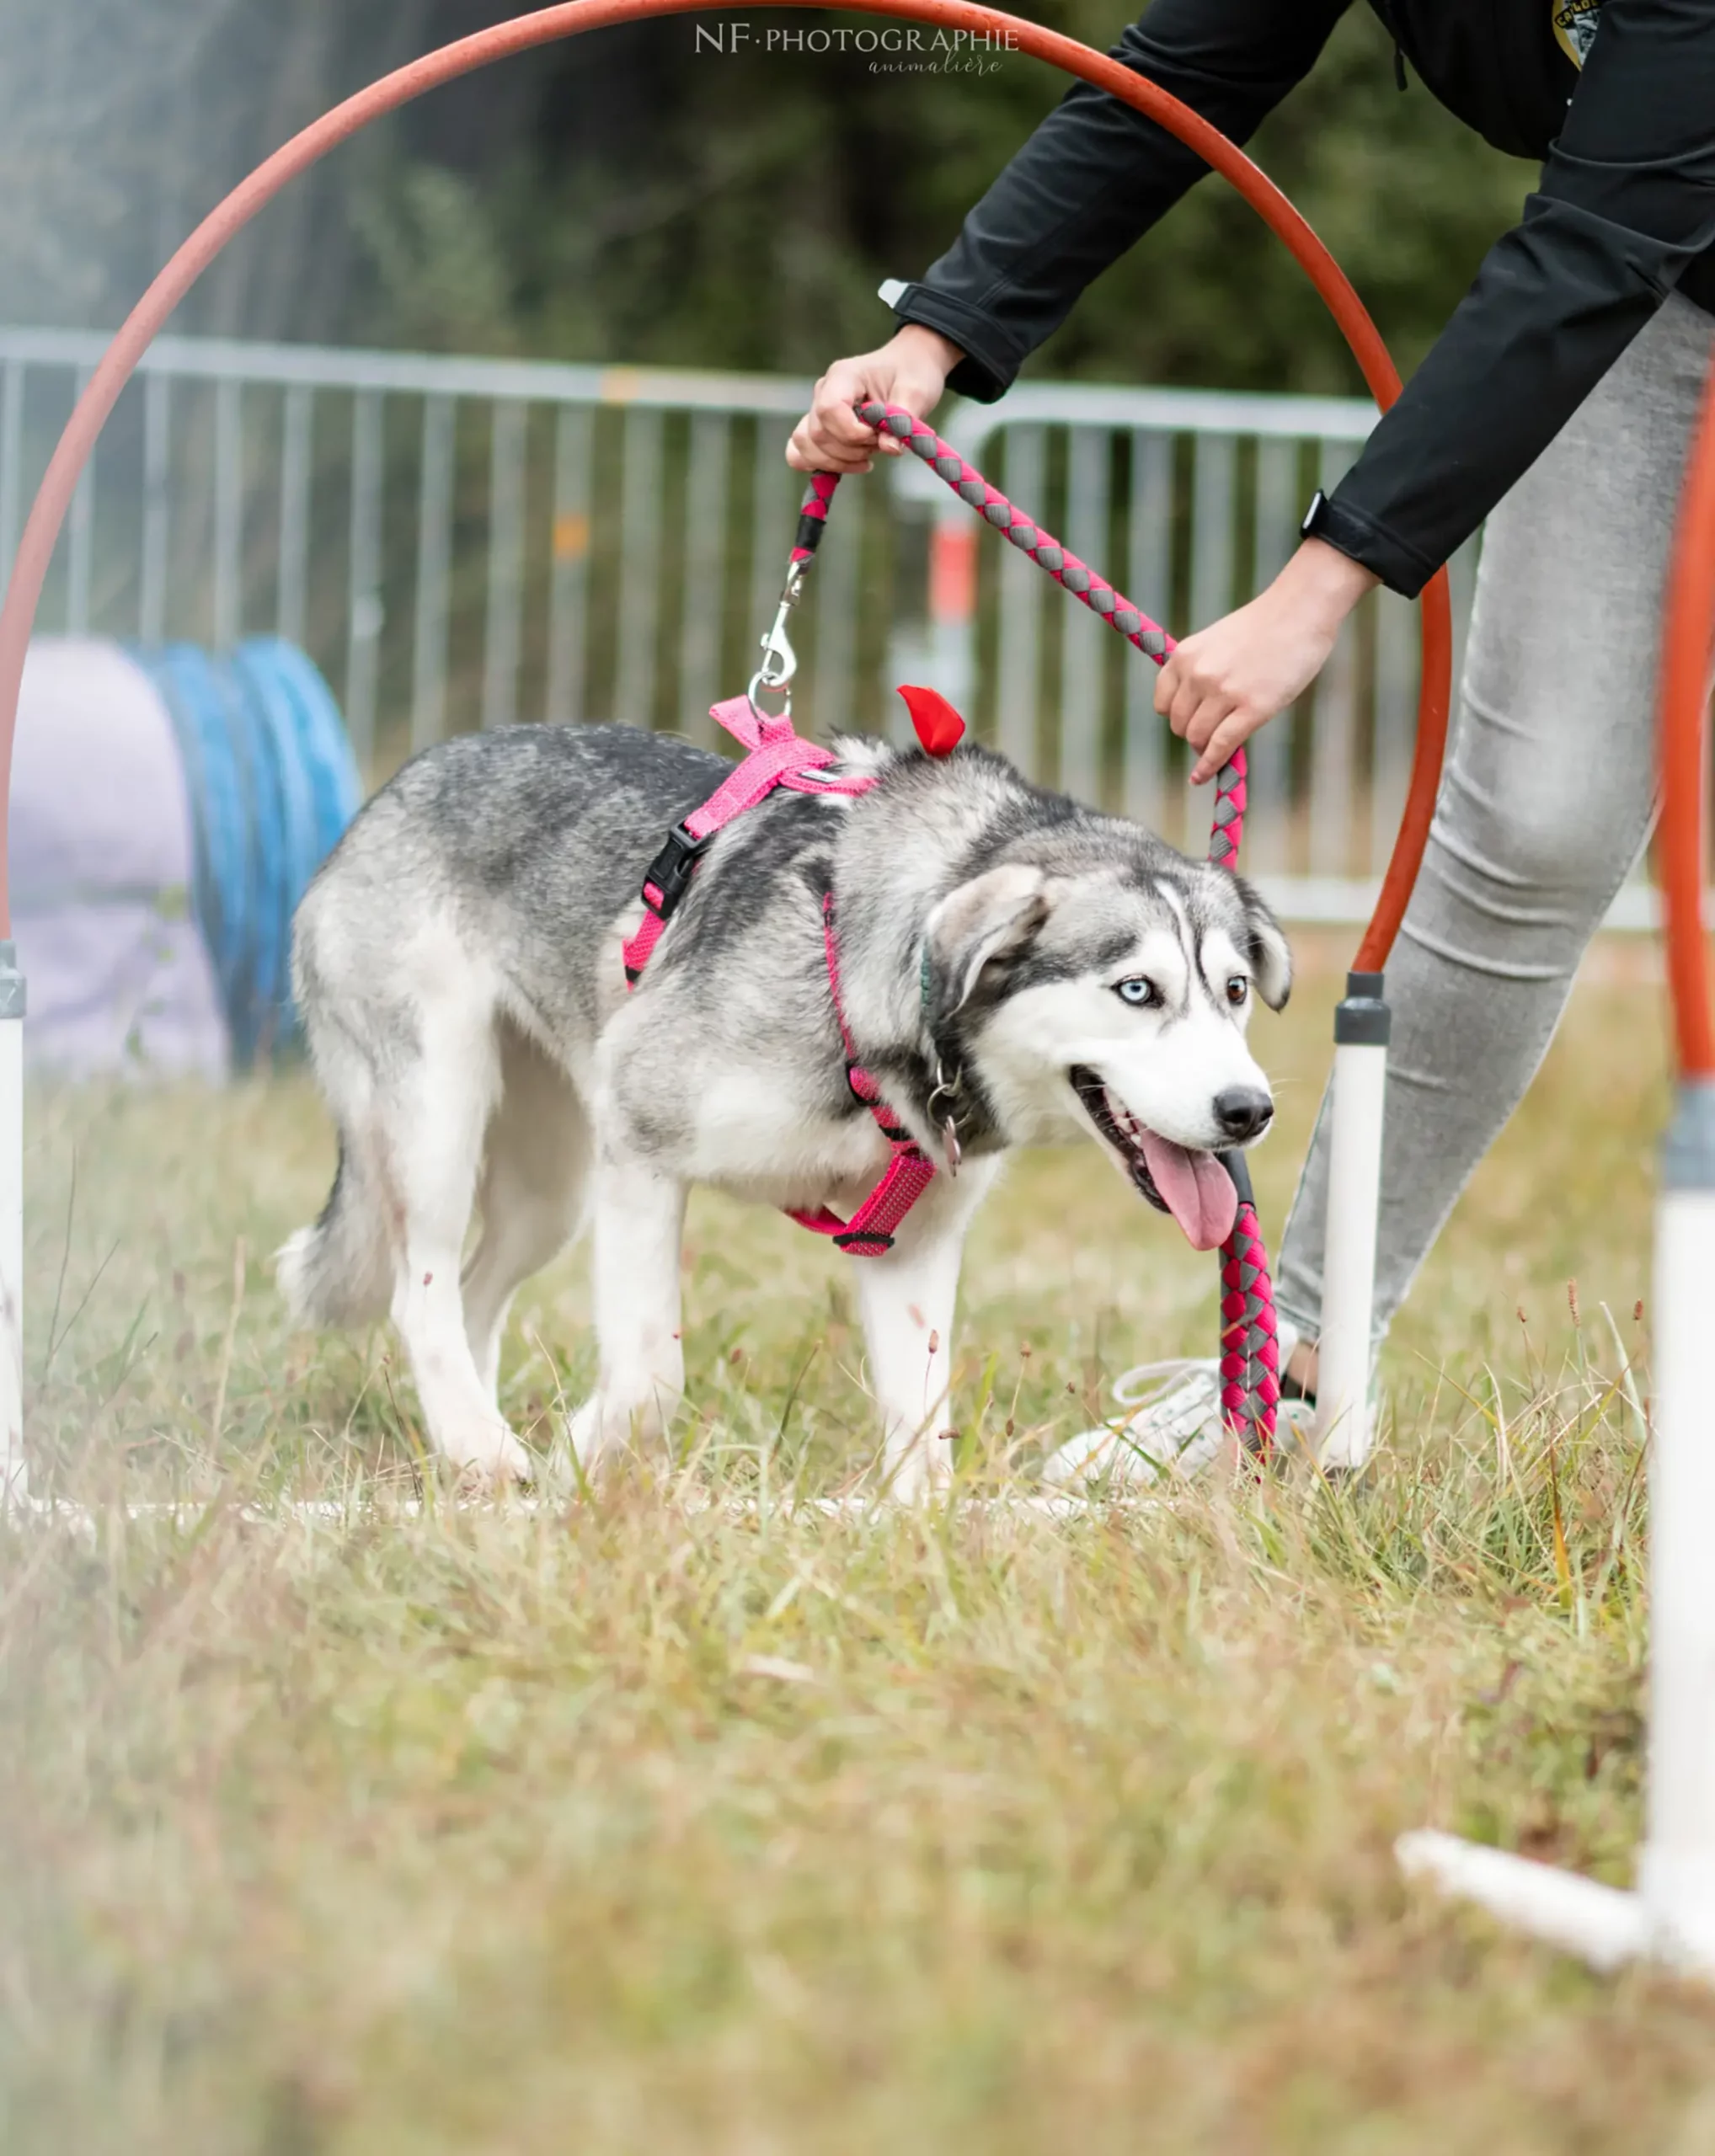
[[748, 558, 806, 717]]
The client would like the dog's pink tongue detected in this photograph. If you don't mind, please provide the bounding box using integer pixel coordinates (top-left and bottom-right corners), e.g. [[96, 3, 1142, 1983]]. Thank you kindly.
[[1138, 1132, 1237, 1251]]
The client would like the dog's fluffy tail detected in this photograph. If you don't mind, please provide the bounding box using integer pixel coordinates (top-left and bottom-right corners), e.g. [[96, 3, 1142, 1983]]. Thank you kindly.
[[277, 1143, 392, 1329]]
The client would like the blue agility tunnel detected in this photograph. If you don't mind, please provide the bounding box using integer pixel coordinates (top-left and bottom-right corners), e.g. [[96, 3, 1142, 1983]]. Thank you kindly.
[[13, 636, 361, 1077]]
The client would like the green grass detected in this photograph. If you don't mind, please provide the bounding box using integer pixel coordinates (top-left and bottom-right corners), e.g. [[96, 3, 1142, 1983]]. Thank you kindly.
[[5, 940, 1714, 2153]]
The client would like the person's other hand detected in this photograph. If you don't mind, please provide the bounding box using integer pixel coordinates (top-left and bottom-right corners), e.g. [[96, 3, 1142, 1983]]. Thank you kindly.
[[787, 325, 964, 474], [1157, 539, 1380, 784]]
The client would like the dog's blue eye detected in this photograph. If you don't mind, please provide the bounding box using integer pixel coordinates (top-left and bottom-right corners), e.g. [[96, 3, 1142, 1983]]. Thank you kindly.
[[1115, 977, 1158, 1007]]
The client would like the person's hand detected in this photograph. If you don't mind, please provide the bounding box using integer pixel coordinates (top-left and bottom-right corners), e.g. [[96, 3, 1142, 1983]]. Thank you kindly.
[[1157, 539, 1381, 784], [787, 325, 964, 474]]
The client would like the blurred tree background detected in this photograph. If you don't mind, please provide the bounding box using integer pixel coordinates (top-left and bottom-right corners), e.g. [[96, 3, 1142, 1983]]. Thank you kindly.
[[0, 0, 1536, 389]]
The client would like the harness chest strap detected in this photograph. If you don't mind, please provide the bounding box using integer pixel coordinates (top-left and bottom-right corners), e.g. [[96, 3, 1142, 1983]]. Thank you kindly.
[[783, 894, 938, 1256], [622, 695, 937, 1257]]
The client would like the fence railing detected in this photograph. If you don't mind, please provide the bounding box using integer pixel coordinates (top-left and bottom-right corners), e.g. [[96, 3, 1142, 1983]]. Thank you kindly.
[[0, 325, 1499, 918]]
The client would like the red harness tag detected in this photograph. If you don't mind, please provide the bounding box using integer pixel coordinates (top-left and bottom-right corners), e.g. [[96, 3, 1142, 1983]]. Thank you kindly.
[[896, 683, 966, 756]]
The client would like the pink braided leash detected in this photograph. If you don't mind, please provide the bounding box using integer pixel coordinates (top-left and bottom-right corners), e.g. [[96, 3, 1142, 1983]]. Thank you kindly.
[[852, 399, 1250, 873], [802, 401, 1279, 1457], [792, 470, 841, 563], [1219, 1193, 1280, 1459]]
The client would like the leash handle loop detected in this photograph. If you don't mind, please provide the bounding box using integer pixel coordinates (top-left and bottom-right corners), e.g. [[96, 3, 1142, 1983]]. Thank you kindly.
[[853, 399, 1176, 665], [798, 401, 1248, 873]]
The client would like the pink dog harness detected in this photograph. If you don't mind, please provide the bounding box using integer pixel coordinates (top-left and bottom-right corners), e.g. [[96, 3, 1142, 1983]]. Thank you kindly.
[[621, 691, 869, 984], [622, 691, 938, 1257]]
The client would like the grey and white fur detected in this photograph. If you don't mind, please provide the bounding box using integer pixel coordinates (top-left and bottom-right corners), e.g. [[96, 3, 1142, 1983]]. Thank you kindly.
[[279, 723, 1292, 1494]]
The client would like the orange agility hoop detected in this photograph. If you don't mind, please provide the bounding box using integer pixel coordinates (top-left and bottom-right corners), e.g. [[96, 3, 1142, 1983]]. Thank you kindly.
[[1658, 349, 1715, 1080], [0, 0, 1450, 957]]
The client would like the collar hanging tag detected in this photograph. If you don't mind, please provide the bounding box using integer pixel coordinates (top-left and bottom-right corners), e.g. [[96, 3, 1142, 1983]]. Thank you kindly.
[[941, 1116, 962, 1177]]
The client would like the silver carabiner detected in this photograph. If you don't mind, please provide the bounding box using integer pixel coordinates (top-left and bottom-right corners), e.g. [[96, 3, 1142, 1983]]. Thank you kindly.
[[747, 559, 806, 715]]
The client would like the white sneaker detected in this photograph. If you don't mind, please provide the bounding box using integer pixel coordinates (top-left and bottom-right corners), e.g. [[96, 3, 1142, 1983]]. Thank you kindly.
[[1039, 1358, 1205, 1488], [1044, 1322, 1365, 1491]]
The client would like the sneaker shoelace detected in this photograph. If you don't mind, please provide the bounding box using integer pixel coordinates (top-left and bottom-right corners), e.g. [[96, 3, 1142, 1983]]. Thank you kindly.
[[1109, 1356, 1221, 1412], [1078, 1358, 1226, 1481]]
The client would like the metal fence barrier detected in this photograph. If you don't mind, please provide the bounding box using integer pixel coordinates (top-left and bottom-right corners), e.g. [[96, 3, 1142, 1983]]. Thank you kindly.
[[0, 325, 1509, 921]]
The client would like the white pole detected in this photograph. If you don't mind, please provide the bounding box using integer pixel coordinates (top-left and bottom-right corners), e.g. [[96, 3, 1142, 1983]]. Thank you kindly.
[[1396, 1830, 1648, 1971], [1395, 1079, 1715, 1985], [1639, 1081, 1715, 1974], [0, 942, 23, 1507], [1316, 971, 1388, 1470]]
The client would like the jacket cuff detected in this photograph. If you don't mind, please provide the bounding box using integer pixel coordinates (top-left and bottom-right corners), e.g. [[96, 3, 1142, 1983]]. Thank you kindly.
[[883, 281, 1023, 405], [1303, 486, 1439, 600]]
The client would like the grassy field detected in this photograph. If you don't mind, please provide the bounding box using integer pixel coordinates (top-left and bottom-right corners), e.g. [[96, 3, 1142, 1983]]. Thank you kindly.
[[5, 937, 1715, 2153]]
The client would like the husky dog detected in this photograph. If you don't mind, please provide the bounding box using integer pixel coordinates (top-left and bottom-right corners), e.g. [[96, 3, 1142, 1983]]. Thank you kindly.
[[279, 723, 1290, 1494]]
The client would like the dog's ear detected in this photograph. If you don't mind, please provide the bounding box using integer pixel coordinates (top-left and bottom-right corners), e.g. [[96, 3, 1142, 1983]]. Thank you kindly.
[[1236, 876, 1293, 1011], [924, 863, 1050, 1017]]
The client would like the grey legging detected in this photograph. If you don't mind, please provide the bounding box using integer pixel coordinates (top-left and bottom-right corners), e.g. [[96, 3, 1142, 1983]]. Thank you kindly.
[[1274, 291, 1715, 1346]]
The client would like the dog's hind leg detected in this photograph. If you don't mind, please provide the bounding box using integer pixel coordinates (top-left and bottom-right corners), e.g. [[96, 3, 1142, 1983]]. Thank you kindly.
[[853, 1159, 1002, 1501], [381, 988, 532, 1485], [462, 1022, 591, 1406], [564, 1157, 687, 1476]]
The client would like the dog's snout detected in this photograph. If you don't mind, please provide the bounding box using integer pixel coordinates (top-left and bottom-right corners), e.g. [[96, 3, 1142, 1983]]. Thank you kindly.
[[1213, 1086, 1273, 1142]]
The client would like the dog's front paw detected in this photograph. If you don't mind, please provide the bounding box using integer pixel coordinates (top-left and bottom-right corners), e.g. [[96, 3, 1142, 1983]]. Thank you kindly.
[[564, 1396, 614, 1481], [440, 1419, 534, 1491], [880, 1427, 956, 1503], [564, 1390, 673, 1480]]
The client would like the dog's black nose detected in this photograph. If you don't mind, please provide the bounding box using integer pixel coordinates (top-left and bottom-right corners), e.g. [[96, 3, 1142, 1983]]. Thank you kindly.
[[1213, 1087, 1273, 1142]]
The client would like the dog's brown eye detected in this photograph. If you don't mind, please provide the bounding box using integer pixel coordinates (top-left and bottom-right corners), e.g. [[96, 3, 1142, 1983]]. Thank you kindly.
[[1115, 977, 1159, 1008], [1226, 976, 1249, 1007]]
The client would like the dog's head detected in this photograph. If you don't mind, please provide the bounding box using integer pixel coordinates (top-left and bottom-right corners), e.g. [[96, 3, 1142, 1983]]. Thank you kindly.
[[921, 842, 1291, 1250]]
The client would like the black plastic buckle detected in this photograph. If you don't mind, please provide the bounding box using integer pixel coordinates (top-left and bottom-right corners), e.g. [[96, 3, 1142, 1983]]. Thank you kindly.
[[833, 1229, 894, 1253], [640, 823, 712, 921]]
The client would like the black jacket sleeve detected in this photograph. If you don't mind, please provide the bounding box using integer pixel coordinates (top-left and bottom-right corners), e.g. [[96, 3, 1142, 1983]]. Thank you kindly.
[[890, 0, 1353, 401], [895, 0, 1715, 600], [1320, 0, 1715, 595]]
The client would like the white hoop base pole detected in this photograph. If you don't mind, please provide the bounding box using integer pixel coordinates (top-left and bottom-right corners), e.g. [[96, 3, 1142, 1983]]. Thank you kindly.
[[0, 948, 22, 1518], [1637, 1093, 1715, 1974], [1397, 1081, 1715, 1984], [1316, 971, 1389, 1470], [0, 944, 22, 1508], [1396, 1830, 1650, 1971]]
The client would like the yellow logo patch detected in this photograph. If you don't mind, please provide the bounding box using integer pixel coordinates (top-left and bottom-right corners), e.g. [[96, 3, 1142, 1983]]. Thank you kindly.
[[1552, 0, 1602, 67]]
